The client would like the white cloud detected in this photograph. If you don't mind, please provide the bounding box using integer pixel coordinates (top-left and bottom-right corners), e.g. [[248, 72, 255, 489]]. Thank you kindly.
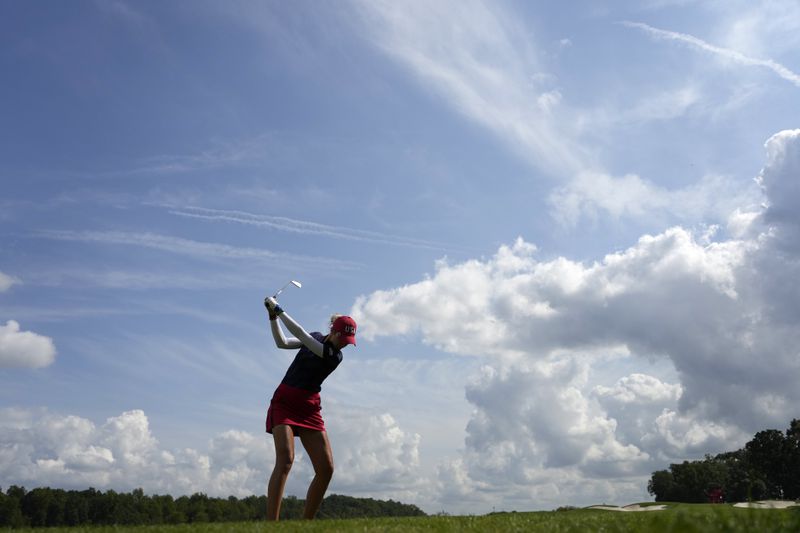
[[464, 361, 651, 475], [593, 374, 690, 462], [354, 227, 751, 355], [537, 90, 562, 113], [327, 411, 425, 502], [595, 86, 701, 125], [351, 223, 761, 507], [0, 271, 19, 292], [0, 320, 57, 369], [352, 129, 800, 509], [641, 409, 747, 461], [726, 208, 761, 239], [594, 373, 682, 406], [0, 407, 430, 507], [757, 129, 800, 250]]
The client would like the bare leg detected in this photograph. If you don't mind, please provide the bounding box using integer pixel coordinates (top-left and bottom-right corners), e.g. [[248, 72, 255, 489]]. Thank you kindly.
[[267, 425, 295, 521], [298, 429, 334, 519]]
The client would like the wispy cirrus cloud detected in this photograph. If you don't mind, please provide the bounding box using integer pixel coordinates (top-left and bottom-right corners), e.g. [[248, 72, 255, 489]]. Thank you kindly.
[[56, 135, 284, 181], [37, 230, 361, 271], [548, 170, 759, 228], [622, 21, 800, 88], [167, 206, 460, 251], [119, 135, 276, 176], [353, 0, 589, 178], [353, 2, 763, 231], [24, 268, 269, 291]]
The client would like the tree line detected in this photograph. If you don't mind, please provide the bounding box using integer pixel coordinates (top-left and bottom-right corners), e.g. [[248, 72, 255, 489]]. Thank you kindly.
[[648, 418, 800, 503], [0, 487, 425, 528]]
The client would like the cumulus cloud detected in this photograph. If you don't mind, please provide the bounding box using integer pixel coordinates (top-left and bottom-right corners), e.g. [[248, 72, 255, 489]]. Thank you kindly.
[[594, 373, 682, 406], [0, 409, 233, 495], [757, 129, 800, 250], [0, 407, 427, 505], [0, 320, 57, 368], [641, 409, 747, 462], [354, 227, 751, 358], [465, 362, 651, 476], [352, 129, 800, 508], [327, 411, 424, 503]]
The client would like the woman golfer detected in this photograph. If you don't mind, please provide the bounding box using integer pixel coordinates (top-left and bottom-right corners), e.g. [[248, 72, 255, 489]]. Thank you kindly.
[[263, 296, 356, 520]]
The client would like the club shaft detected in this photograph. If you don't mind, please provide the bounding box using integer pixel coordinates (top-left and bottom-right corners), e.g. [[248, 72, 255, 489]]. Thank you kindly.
[[272, 280, 300, 298]]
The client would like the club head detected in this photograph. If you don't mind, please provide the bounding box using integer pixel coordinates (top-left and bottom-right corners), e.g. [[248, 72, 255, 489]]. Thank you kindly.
[[273, 279, 303, 298]]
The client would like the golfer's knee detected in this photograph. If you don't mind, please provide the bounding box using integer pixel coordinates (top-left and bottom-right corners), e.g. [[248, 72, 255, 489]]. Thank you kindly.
[[315, 460, 334, 480], [275, 452, 294, 475]]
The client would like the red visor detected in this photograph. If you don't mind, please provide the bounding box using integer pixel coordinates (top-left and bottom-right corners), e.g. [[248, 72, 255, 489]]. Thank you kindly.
[[331, 316, 357, 346]]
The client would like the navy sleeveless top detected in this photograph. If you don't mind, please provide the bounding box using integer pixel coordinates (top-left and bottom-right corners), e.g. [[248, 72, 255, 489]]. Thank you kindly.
[[280, 332, 343, 392]]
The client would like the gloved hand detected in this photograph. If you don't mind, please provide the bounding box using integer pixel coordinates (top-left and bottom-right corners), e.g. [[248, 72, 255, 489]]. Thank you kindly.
[[264, 296, 284, 318]]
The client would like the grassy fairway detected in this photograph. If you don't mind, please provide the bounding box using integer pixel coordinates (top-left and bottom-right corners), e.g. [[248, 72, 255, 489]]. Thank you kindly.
[[11, 504, 800, 532]]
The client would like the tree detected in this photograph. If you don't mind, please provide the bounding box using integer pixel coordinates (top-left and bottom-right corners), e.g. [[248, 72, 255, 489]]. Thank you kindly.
[[714, 450, 749, 502], [3, 486, 425, 526], [647, 419, 800, 503], [21, 488, 54, 527], [668, 458, 729, 503], [63, 491, 89, 526], [186, 493, 209, 523], [647, 470, 677, 501], [0, 487, 26, 528], [279, 495, 303, 520], [159, 495, 185, 524], [783, 418, 800, 499], [745, 429, 787, 498]]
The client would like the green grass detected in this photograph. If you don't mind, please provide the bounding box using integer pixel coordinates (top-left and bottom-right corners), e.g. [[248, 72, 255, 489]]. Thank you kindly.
[[10, 504, 800, 532]]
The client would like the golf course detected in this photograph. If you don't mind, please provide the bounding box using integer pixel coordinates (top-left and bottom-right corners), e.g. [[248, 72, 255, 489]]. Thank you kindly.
[[4, 2, 800, 529], [7, 503, 800, 533]]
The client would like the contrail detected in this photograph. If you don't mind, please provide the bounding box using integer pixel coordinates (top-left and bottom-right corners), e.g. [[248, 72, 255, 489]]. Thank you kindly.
[[168, 205, 461, 252], [622, 21, 800, 88], [38, 230, 362, 271]]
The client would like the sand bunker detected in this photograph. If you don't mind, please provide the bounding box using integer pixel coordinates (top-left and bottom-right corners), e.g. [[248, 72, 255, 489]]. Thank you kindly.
[[588, 504, 668, 512], [733, 500, 799, 509], [588, 500, 800, 511]]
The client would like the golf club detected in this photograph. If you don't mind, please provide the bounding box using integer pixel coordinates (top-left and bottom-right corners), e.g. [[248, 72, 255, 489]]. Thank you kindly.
[[273, 280, 302, 298]]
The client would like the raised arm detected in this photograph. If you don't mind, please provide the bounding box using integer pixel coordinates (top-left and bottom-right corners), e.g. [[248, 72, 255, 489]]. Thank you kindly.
[[265, 297, 325, 357], [265, 297, 302, 349], [270, 316, 303, 349]]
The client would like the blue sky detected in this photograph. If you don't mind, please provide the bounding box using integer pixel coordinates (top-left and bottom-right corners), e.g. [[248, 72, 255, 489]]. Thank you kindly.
[[2, 0, 800, 514]]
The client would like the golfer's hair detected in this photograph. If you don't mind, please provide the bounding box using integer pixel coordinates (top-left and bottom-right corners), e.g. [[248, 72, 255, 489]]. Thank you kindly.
[[329, 313, 343, 330]]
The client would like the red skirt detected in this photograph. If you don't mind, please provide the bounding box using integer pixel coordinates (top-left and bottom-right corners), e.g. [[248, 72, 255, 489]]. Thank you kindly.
[[266, 383, 325, 434]]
